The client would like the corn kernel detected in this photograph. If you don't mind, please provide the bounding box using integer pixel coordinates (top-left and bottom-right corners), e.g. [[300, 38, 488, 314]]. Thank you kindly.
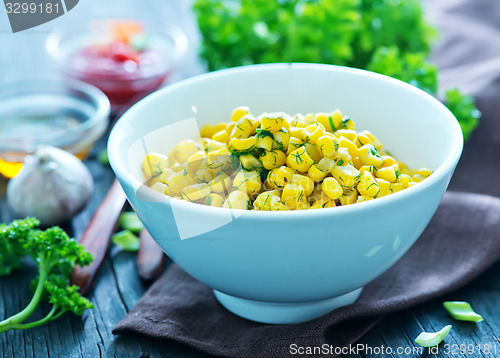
[[171, 140, 199, 163], [319, 109, 342, 132], [239, 154, 263, 171], [416, 168, 433, 178], [273, 129, 290, 151], [289, 127, 305, 140], [259, 150, 285, 170], [296, 113, 317, 128], [166, 170, 196, 195], [202, 138, 226, 152], [357, 195, 373, 203], [194, 168, 213, 183], [209, 173, 232, 194], [159, 168, 176, 184], [308, 164, 327, 182], [356, 171, 380, 197], [397, 174, 412, 187], [359, 165, 375, 175], [212, 129, 229, 144], [287, 137, 304, 155], [356, 130, 382, 150], [413, 174, 426, 182], [223, 190, 250, 210], [302, 123, 324, 144], [231, 115, 258, 139], [376, 178, 393, 197], [316, 135, 339, 157], [233, 170, 262, 195], [186, 151, 207, 176], [141, 153, 169, 179], [338, 136, 359, 159], [231, 106, 250, 122], [335, 129, 357, 142], [358, 144, 384, 167], [282, 183, 306, 209], [181, 183, 212, 202], [310, 197, 336, 209], [229, 137, 257, 152], [339, 189, 357, 205], [261, 113, 285, 132], [331, 164, 361, 188], [286, 146, 315, 172], [267, 166, 295, 189], [333, 147, 352, 165], [204, 193, 225, 207], [321, 177, 343, 200], [316, 156, 336, 173], [253, 190, 280, 210], [256, 134, 274, 151], [381, 155, 397, 168], [375, 164, 398, 183], [151, 182, 169, 195], [304, 143, 322, 163], [270, 196, 290, 211], [290, 174, 314, 196]]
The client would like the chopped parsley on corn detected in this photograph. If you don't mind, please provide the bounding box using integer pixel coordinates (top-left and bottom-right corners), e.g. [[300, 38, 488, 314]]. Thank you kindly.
[[142, 107, 432, 210]]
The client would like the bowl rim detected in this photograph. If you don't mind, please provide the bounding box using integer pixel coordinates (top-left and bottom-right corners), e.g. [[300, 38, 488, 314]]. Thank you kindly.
[[108, 63, 464, 217], [0, 78, 110, 151], [45, 18, 188, 80]]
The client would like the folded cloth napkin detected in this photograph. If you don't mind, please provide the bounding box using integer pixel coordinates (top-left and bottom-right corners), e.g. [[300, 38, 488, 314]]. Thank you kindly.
[[113, 191, 500, 357]]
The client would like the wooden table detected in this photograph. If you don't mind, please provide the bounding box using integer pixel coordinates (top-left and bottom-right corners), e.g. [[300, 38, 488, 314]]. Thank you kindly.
[[1, 1, 499, 357]]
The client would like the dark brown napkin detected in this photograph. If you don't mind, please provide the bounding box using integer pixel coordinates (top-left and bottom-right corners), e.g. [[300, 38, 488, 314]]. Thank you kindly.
[[113, 191, 500, 357], [424, 0, 500, 197]]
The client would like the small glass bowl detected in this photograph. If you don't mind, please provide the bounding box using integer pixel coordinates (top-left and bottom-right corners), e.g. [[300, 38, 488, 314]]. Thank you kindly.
[[0, 80, 110, 178], [46, 19, 188, 113]]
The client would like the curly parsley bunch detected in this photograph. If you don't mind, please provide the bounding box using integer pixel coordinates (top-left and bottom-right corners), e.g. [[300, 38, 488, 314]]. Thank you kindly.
[[194, 0, 480, 139]]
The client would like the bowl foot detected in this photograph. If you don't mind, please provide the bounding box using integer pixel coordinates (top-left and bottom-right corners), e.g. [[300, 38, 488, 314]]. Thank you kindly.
[[213, 288, 363, 324]]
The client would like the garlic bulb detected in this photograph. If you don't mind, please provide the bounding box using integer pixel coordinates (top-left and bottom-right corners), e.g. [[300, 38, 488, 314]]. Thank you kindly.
[[7, 146, 94, 226]]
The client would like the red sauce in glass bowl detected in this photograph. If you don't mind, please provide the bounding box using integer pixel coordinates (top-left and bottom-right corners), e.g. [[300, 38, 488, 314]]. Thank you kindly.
[[47, 20, 187, 112]]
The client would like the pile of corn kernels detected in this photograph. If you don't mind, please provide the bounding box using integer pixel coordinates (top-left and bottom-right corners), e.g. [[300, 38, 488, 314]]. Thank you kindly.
[[141, 107, 432, 210]]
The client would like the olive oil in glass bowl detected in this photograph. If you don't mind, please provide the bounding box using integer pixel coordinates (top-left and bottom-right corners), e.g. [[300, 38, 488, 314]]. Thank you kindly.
[[0, 80, 110, 178]]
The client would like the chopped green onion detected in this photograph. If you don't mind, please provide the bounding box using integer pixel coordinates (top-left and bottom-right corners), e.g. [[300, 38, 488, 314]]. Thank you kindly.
[[98, 149, 109, 165], [112, 230, 140, 252], [119, 212, 144, 233], [415, 325, 452, 347], [337, 159, 344, 166], [443, 301, 483, 322]]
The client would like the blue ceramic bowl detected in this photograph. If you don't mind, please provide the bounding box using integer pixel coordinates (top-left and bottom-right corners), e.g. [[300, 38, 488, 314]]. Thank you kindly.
[[108, 64, 463, 324]]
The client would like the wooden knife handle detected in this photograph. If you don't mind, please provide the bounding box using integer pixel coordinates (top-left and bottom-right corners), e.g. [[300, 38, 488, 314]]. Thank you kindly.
[[71, 179, 127, 295], [138, 228, 166, 281]]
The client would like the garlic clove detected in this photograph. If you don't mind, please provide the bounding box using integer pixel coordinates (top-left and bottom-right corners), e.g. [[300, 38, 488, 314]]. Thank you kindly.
[[7, 145, 94, 226]]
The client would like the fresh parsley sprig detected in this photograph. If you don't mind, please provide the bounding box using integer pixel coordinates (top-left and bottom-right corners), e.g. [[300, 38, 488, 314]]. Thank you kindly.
[[0, 218, 93, 333]]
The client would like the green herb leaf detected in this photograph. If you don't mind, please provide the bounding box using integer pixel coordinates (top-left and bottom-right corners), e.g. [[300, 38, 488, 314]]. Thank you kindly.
[[415, 325, 452, 347], [255, 128, 274, 138], [118, 212, 143, 234], [98, 149, 109, 165], [443, 301, 483, 322], [193, 0, 479, 141], [444, 88, 481, 141], [0, 218, 93, 333], [112, 230, 140, 252]]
